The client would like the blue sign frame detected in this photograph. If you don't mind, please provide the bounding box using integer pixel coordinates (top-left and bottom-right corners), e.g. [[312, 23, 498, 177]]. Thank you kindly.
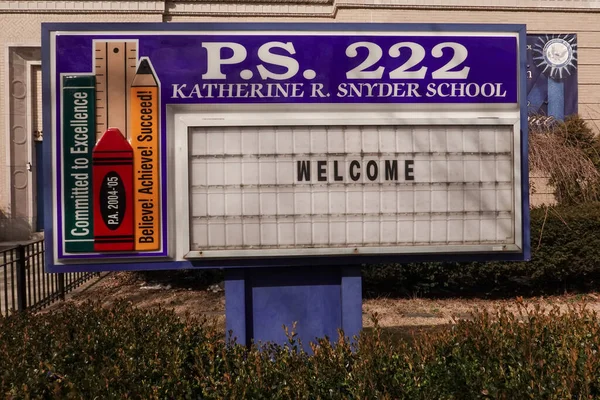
[[43, 22, 530, 273]]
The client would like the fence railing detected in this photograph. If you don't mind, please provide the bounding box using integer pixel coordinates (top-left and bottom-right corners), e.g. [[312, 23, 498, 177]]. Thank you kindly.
[[1, 239, 99, 316]]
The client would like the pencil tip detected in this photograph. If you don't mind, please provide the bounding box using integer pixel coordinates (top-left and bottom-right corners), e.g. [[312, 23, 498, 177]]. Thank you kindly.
[[136, 59, 153, 75]]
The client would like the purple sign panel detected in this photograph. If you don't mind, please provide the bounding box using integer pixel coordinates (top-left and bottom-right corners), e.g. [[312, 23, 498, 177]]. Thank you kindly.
[[55, 33, 518, 106]]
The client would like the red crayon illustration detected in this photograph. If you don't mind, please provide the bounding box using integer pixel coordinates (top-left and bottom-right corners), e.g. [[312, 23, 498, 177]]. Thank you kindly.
[[92, 128, 135, 251]]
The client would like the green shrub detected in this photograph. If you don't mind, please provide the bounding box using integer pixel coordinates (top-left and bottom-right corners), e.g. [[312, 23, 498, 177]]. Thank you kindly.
[[362, 202, 600, 298], [407, 301, 600, 399], [561, 116, 600, 170], [529, 115, 600, 204], [2, 301, 600, 399], [551, 116, 600, 204], [0, 301, 210, 398]]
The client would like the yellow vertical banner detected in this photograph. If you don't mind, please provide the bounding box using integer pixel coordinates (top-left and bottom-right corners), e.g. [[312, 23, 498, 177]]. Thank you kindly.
[[130, 57, 161, 251]]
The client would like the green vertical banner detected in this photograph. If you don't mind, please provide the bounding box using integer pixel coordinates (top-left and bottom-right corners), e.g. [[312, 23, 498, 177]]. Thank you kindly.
[[62, 75, 96, 252]]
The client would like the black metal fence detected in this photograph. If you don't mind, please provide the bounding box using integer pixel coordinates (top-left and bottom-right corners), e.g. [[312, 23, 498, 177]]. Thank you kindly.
[[1, 239, 99, 316]]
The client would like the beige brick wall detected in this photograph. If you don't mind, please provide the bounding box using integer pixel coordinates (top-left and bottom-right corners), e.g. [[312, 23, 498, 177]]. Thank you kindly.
[[336, 7, 600, 203], [337, 8, 600, 133], [0, 12, 162, 215], [530, 175, 557, 208], [2, 2, 600, 215], [168, 8, 600, 135]]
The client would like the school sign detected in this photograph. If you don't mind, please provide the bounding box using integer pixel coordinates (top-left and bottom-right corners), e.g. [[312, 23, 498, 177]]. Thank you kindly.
[[43, 23, 530, 273]]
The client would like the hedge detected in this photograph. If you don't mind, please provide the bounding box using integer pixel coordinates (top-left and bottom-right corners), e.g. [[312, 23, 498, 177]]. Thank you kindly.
[[2, 300, 600, 399], [135, 202, 600, 299], [362, 202, 600, 298]]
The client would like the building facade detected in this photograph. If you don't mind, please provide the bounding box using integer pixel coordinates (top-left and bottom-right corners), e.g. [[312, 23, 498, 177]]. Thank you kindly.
[[1, 0, 599, 239]]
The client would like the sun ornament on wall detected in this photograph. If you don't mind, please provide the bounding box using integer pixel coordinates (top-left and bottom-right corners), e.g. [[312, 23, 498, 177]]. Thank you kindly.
[[532, 34, 578, 80]]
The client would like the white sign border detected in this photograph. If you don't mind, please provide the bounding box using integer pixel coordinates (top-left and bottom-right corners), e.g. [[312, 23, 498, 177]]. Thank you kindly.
[[171, 103, 522, 260]]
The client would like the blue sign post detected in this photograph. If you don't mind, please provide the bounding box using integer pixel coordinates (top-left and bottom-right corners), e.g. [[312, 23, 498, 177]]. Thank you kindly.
[[225, 266, 362, 346], [43, 23, 529, 348]]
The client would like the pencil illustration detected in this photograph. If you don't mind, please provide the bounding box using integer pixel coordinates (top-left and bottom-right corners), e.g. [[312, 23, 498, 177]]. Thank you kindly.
[[62, 75, 96, 253], [92, 128, 135, 252], [130, 58, 161, 251], [94, 40, 138, 140]]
